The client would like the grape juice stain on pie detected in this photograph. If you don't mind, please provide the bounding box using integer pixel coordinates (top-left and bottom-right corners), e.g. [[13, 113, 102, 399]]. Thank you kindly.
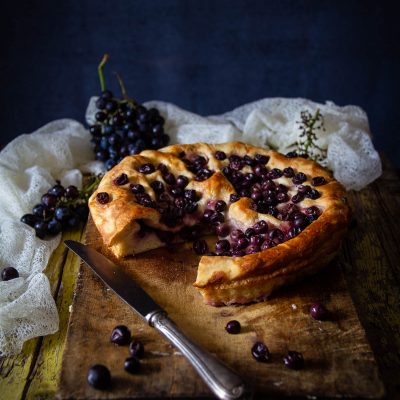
[[89, 142, 350, 306]]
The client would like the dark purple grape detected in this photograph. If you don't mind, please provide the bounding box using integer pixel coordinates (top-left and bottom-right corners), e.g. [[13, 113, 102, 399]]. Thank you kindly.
[[215, 239, 230, 252], [309, 303, 328, 320], [261, 239, 275, 250], [255, 200, 268, 213], [215, 224, 230, 237], [1, 267, 19, 281], [283, 351, 304, 370], [245, 228, 256, 238], [243, 155, 255, 166], [113, 173, 129, 186], [95, 111, 107, 122], [311, 176, 327, 186], [269, 228, 284, 242], [253, 220, 268, 234], [229, 194, 240, 203], [276, 192, 289, 203], [261, 180, 275, 191], [41, 194, 57, 208], [136, 193, 154, 208], [101, 89, 113, 100], [124, 356, 141, 374], [95, 97, 106, 109], [127, 129, 140, 141], [230, 229, 244, 241], [251, 191, 262, 202], [254, 154, 269, 164], [253, 164, 267, 176], [150, 180, 165, 194], [291, 193, 304, 204], [305, 189, 320, 200], [47, 219, 62, 235], [96, 192, 110, 204], [203, 209, 214, 222], [176, 175, 189, 188], [130, 184, 145, 194], [184, 189, 198, 201], [251, 342, 270, 362], [89, 125, 102, 136], [287, 226, 302, 239], [110, 325, 131, 345], [297, 185, 311, 194], [305, 206, 320, 220], [21, 214, 38, 227], [65, 185, 79, 199], [293, 172, 307, 185], [32, 204, 46, 218], [48, 183, 65, 198], [215, 151, 226, 160], [164, 172, 176, 185], [34, 220, 47, 239], [103, 125, 115, 135], [236, 237, 249, 250], [293, 214, 309, 229], [250, 235, 263, 246], [210, 212, 224, 224], [215, 200, 227, 212], [55, 206, 71, 223], [225, 320, 241, 334], [286, 151, 298, 158], [193, 239, 208, 255], [169, 186, 183, 198], [87, 364, 111, 390], [283, 167, 295, 178], [138, 163, 155, 174], [129, 340, 145, 358], [267, 168, 283, 179]]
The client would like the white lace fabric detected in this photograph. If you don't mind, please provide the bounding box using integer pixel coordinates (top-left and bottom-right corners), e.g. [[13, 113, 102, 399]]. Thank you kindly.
[[0, 98, 381, 356]]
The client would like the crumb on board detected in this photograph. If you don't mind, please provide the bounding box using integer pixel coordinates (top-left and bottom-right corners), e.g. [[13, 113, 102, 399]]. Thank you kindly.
[[291, 304, 298, 310]]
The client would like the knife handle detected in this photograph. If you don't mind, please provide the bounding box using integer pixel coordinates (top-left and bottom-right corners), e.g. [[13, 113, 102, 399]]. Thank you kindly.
[[147, 311, 253, 400]]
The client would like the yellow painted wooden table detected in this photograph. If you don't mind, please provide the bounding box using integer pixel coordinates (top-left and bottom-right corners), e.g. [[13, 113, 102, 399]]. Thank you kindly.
[[1, 159, 400, 399]]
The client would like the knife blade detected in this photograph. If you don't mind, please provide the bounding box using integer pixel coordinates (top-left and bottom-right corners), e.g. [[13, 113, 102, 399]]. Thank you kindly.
[[64, 240, 252, 400]]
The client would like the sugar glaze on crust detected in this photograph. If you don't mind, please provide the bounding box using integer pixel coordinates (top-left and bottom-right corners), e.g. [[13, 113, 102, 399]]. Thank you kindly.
[[89, 142, 351, 306]]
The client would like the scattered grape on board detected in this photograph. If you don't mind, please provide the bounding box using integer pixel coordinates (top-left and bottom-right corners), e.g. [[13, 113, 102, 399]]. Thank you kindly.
[[20, 175, 101, 239], [89, 54, 170, 171]]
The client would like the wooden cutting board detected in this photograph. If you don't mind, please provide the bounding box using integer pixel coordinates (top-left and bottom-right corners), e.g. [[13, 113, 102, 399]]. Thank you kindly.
[[58, 216, 384, 399]]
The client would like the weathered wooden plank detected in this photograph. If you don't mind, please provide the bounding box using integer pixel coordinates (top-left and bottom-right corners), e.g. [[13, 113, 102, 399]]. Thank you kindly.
[[339, 162, 400, 399], [24, 227, 85, 399], [0, 226, 84, 400]]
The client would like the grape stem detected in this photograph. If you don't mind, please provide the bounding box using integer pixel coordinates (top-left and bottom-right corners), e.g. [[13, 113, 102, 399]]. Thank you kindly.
[[98, 54, 109, 92], [115, 72, 127, 99]]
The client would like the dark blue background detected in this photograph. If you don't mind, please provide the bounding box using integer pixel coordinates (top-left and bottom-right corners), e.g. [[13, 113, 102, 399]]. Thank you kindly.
[[1, 1, 399, 164]]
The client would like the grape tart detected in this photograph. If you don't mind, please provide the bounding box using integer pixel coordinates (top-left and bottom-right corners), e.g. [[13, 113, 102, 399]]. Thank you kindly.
[[89, 142, 350, 306]]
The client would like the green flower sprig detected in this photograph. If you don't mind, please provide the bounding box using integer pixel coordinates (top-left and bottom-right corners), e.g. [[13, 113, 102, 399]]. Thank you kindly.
[[296, 108, 327, 164]]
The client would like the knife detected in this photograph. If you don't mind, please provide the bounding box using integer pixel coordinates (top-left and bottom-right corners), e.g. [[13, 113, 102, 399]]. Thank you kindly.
[[64, 240, 252, 400]]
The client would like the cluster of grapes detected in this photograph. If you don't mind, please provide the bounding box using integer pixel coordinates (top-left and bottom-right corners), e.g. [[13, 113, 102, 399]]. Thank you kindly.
[[89, 55, 170, 170], [20, 177, 100, 239]]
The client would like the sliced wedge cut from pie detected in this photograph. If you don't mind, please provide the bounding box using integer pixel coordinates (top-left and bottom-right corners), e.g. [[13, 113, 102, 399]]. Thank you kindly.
[[89, 142, 350, 306]]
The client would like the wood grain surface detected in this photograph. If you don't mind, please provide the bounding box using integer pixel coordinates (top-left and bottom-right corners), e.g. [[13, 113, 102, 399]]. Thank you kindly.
[[58, 216, 385, 399]]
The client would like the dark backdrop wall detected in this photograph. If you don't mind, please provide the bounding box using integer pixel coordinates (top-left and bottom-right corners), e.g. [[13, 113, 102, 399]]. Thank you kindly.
[[1, 1, 399, 164]]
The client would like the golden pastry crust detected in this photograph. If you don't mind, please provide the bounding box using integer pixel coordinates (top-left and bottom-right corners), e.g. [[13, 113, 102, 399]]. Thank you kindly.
[[89, 142, 350, 306]]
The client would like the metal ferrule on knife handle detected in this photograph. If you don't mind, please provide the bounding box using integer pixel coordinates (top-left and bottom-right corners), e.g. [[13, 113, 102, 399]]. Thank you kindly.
[[146, 310, 253, 400]]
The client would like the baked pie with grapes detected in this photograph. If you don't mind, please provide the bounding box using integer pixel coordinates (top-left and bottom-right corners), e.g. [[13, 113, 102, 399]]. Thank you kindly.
[[89, 142, 350, 306]]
